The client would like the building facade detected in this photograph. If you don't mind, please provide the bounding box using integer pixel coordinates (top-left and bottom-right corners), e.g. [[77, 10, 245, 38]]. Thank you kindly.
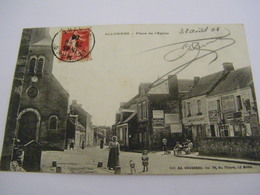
[[114, 75, 193, 150], [182, 63, 233, 145], [1, 28, 69, 170], [69, 100, 94, 147], [182, 64, 260, 160], [206, 66, 259, 137]]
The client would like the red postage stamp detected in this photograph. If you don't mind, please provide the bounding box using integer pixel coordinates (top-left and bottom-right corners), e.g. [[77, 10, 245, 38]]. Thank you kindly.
[[59, 28, 93, 62]]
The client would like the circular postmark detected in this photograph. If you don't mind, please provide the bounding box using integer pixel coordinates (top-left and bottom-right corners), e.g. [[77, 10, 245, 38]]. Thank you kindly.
[[51, 28, 95, 63]]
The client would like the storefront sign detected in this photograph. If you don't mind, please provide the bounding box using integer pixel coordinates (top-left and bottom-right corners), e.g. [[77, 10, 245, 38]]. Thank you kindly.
[[223, 112, 234, 123], [208, 101, 218, 111], [153, 110, 164, 119], [165, 114, 179, 124], [185, 115, 207, 124], [208, 110, 219, 123], [152, 119, 164, 126], [222, 95, 236, 113], [170, 124, 182, 133]]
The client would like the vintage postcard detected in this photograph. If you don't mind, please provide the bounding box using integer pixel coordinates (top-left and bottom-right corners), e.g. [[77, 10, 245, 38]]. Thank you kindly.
[[0, 24, 260, 175]]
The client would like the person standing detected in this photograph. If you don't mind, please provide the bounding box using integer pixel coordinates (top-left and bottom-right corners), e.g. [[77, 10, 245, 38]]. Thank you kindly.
[[100, 139, 104, 149], [81, 140, 85, 150], [107, 136, 120, 170], [141, 150, 149, 172], [129, 160, 136, 174], [70, 138, 75, 150], [162, 138, 168, 154]]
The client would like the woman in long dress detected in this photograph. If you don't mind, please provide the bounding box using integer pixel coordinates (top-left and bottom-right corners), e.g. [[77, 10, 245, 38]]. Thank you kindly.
[[107, 136, 120, 170]]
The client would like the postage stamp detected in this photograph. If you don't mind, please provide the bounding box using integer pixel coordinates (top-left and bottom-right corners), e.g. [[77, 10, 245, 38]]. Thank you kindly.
[[52, 28, 95, 62]]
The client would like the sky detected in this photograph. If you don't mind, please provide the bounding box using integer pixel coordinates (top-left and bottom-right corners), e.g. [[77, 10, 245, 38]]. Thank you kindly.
[[50, 24, 251, 126]]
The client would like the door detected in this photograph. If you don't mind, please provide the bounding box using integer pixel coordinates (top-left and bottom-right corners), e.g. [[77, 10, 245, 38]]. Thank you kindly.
[[18, 112, 38, 144], [210, 125, 216, 137]]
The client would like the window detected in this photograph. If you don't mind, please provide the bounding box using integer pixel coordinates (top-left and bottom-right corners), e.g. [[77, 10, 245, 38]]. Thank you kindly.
[[220, 125, 229, 137], [49, 115, 58, 130], [236, 95, 242, 111], [142, 101, 147, 119], [138, 103, 142, 120], [119, 128, 123, 141], [244, 99, 251, 111], [139, 132, 142, 143], [28, 57, 37, 75], [217, 100, 221, 111], [197, 100, 202, 115], [36, 57, 45, 75], [187, 102, 191, 117]]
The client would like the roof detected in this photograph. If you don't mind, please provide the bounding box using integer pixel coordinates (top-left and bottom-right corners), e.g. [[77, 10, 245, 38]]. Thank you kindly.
[[24, 140, 42, 147], [183, 70, 226, 99], [178, 79, 194, 92], [30, 28, 52, 47], [50, 74, 70, 96], [123, 111, 137, 123], [148, 79, 169, 94], [68, 116, 86, 132], [121, 94, 139, 109], [32, 36, 52, 47], [209, 66, 252, 96]]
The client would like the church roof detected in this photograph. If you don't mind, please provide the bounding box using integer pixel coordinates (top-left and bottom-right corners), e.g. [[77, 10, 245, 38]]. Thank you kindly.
[[30, 28, 52, 47]]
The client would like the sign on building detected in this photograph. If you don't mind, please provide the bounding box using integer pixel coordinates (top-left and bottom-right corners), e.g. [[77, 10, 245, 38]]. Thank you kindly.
[[208, 101, 218, 111], [152, 119, 164, 126], [170, 124, 182, 133], [153, 110, 164, 119], [222, 95, 236, 113], [165, 114, 179, 124], [208, 110, 219, 123]]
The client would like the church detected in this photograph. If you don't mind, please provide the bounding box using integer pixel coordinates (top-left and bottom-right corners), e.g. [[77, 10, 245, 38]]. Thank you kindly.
[[1, 28, 69, 170]]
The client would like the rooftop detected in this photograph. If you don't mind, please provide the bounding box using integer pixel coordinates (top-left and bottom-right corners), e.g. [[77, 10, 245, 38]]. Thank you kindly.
[[209, 66, 252, 96], [183, 70, 226, 99]]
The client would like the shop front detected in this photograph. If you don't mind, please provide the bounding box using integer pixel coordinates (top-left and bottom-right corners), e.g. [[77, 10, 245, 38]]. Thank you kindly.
[[183, 115, 209, 147]]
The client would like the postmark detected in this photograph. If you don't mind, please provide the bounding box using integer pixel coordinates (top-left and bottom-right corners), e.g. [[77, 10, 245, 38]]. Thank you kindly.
[[51, 28, 95, 62]]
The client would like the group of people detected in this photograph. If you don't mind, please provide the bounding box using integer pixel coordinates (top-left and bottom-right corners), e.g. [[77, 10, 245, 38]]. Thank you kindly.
[[162, 138, 193, 156], [173, 139, 193, 156], [106, 136, 193, 174], [107, 136, 149, 174]]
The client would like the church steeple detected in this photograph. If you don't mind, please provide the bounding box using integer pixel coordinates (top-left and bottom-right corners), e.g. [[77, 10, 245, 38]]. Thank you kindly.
[[28, 28, 54, 74]]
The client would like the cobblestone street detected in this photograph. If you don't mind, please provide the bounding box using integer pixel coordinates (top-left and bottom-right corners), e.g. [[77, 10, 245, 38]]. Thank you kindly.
[[41, 147, 260, 175]]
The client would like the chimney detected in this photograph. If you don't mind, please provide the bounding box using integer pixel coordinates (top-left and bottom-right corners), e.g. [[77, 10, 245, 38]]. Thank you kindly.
[[115, 113, 121, 123], [194, 76, 200, 85], [222, 62, 234, 72], [168, 75, 178, 99], [72, 100, 77, 105], [139, 83, 151, 96]]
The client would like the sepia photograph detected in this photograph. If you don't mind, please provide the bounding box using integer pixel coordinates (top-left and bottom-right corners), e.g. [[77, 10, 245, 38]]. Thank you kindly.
[[1, 24, 260, 176]]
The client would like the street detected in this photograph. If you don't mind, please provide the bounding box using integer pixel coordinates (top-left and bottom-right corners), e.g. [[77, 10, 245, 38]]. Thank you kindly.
[[41, 147, 260, 175]]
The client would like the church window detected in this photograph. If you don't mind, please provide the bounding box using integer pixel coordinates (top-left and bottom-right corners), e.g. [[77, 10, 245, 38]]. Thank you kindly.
[[28, 57, 37, 75], [36, 57, 45, 75], [49, 115, 58, 130]]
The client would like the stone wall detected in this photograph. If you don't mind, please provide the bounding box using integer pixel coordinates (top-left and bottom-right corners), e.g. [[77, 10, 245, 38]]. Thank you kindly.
[[198, 136, 260, 160]]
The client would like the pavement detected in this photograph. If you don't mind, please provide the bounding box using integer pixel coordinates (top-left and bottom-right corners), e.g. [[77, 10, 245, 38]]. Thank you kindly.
[[176, 152, 260, 166], [40, 146, 260, 175]]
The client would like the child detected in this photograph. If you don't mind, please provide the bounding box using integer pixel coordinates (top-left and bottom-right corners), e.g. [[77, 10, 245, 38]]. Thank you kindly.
[[142, 150, 149, 172], [173, 142, 182, 156], [129, 160, 136, 174]]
